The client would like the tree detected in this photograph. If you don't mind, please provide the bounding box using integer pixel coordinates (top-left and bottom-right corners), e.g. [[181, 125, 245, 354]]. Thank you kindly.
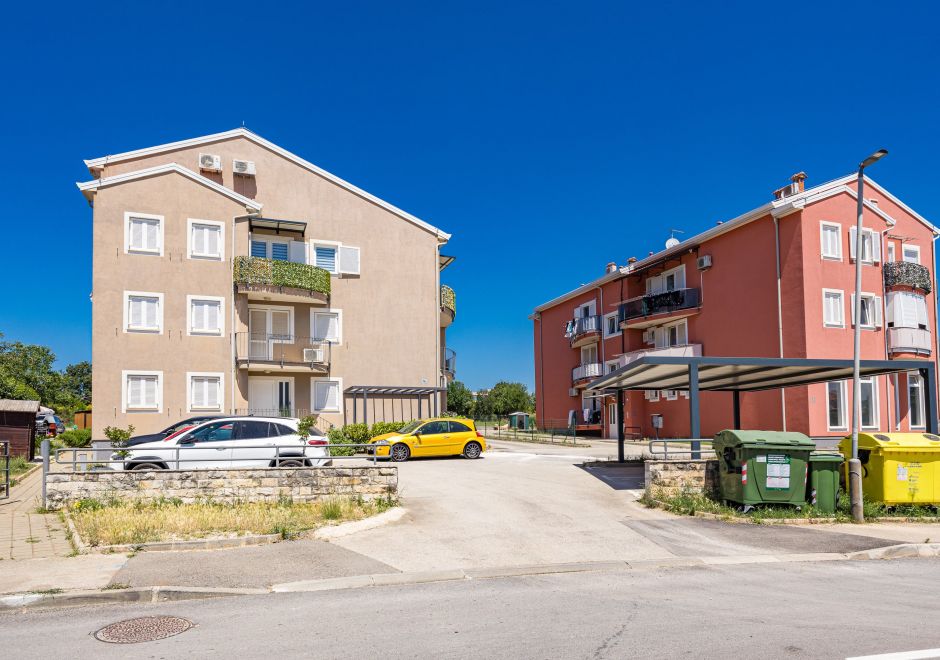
[[0, 333, 92, 413], [63, 361, 92, 405], [446, 381, 474, 416], [476, 382, 534, 417]]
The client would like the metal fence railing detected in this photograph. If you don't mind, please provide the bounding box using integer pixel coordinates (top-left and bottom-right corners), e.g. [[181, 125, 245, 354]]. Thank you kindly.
[[473, 417, 584, 445], [647, 439, 715, 460], [1, 441, 9, 500]]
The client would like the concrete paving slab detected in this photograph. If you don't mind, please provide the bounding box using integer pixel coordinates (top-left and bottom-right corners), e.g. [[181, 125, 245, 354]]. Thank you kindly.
[[0, 555, 128, 595]]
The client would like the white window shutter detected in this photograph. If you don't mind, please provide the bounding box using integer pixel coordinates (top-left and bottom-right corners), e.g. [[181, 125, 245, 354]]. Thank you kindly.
[[130, 220, 143, 250], [314, 313, 338, 341], [874, 297, 883, 327], [677, 322, 688, 345], [192, 378, 205, 408], [850, 294, 856, 327], [129, 298, 142, 327], [146, 298, 158, 328], [207, 226, 220, 256], [207, 378, 219, 408], [916, 295, 929, 327], [128, 377, 140, 406], [192, 226, 204, 255], [871, 231, 881, 262], [849, 227, 857, 260], [339, 246, 360, 275], [885, 292, 896, 326], [146, 221, 159, 250], [144, 377, 157, 407], [207, 302, 219, 332], [191, 301, 203, 331], [289, 240, 307, 264]]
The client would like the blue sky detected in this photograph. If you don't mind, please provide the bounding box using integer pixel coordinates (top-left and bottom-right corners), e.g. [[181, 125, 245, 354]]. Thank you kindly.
[[1, 1, 938, 391]]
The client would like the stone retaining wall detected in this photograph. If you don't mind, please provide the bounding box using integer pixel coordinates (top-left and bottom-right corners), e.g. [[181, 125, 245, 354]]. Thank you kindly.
[[644, 459, 719, 495], [45, 467, 397, 510]]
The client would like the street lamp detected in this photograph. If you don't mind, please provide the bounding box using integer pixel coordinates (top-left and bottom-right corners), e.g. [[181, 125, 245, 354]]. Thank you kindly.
[[849, 148, 888, 522]]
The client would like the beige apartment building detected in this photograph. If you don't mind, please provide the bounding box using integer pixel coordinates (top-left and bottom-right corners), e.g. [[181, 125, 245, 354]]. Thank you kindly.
[[77, 129, 457, 437]]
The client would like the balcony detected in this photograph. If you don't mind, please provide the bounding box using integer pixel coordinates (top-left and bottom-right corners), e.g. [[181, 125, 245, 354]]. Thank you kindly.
[[235, 333, 332, 373], [617, 343, 703, 368], [234, 256, 331, 305], [887, 327, 933, 357], [884, 261, 932, 294], [619, 288, 701, 329], [443, 347, 457, 379], [565, 315, 602, 348], [572, 362, 603, 388], [441, 285, 456, 328]]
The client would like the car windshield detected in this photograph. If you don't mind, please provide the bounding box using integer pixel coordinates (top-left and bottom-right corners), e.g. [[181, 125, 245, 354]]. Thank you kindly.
[[397, 420, 423, 434]]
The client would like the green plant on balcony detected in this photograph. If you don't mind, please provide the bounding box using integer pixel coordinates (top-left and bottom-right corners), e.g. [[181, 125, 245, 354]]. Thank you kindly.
[[441, 284, 457, 316], [234, 256, 331, 296], [884, 261, 932, 294]]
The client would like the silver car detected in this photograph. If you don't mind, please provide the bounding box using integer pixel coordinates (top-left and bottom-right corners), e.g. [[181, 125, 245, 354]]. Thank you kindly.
[[115, 417, 330, 470]]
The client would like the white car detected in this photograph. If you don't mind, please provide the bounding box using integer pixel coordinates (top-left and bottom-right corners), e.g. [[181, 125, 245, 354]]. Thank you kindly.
[[115, 417, 331, 470]]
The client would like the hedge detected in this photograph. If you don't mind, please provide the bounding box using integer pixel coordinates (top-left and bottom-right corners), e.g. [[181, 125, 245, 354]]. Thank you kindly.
[[234, 256, 331, 296], [441, 285, 456, 316]]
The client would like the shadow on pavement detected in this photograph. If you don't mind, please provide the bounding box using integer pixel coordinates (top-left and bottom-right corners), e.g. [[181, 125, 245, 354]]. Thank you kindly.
[[575, 462, 645, 491]]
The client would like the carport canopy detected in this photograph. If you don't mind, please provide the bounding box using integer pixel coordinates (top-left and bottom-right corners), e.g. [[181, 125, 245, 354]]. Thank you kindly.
[[344, 385, 446, 425], [586, 355, 939, 460]]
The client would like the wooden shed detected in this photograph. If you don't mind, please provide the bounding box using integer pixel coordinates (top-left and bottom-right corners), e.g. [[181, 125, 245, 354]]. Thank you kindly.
[[0, 400, 39, 461]]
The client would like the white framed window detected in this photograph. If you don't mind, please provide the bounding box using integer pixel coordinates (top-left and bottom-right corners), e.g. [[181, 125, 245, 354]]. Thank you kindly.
[[851, 293, 882, 330], [188, 295, 224, 336], [666, 319, 688, 347], [826, 381, 847, 431], [313, 243, 338, 272], [310, 239, 360, 276], [665, 390, 678, 401], [187, 372, 223, 412], [250, 237, 291, 261], [908, 372, 926, 429], [576, 301, 596, 318], [887, 241, 896, 262], [188, 219, 224, 260], [312, 378, 343, 413], [646, 265, 686, 294], [581, 344, 598, 365], [123, 291, 163, 334], [848, 227, 880, 263], [860, 376, 879, 429], [822, 289, 845, 328], [312, 309, 342, 343], [605, 359, 620, 375], [902, 244, 921, 264], [603, 312, 620, 338], [644, 390, 660, 402], [122, 370, 162, 413], [820, 222, 842, 260], [124, 212, 164, 256]]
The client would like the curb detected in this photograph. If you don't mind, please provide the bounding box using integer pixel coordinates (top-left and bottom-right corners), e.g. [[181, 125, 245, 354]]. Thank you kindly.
[[0, 585, 266, 611], [848, 543, 940, 560]]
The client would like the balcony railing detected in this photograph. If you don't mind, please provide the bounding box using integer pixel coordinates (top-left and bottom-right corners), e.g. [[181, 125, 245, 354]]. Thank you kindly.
[[572, 362, 603, 384], [443, 348, 457, 376], [441, 285, 456, 317], [235, 333, 333, 369], [887, 327, 933, 356], [619, 288, 701, 324], [234, 256, 331, 297], [884, 261, 932, 294], [565, 315, 601, 345], [618, 343, 703, 368]]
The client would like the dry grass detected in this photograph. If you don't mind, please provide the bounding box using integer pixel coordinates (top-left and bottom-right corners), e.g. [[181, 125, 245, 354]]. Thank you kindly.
[[69, 494, 397, 547]]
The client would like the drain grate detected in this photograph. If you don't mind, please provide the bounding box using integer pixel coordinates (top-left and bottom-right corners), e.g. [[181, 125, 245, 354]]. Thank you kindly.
[[94, 616, 193, 644]]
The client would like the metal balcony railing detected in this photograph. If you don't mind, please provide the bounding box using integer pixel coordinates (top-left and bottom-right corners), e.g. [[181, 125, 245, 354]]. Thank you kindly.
[[565, 315, 601, 343], [443, 348, 457, 375], [619, 288, 701, 323], [235, 333, 333, 369], [887, 327, 933, 356], [884, 261, 932, 294], [572, 362, 603, 383], [234, 256, 331, 296]]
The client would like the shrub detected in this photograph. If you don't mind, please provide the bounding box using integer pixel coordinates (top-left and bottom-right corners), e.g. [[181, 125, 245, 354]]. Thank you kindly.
[[58, 428, 92, 448], [370, 421, 408, 438], [342, 423, 371, 444], [327, 428, 357, 457]]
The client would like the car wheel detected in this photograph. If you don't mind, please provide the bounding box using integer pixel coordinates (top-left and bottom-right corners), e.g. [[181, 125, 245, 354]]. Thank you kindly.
[[463, 441, 483, 459], [275, 458, 304, 468], [389, 443, 411, 462], [131, 462, 164, 471]]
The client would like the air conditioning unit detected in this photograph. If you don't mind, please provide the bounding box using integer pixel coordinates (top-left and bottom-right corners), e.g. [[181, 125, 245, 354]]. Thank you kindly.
[[568, 388, 578, 397], [199, 153, 222, 172], [697, 254, 713, 270], [303, 348, 325, 363], [233, 159, 256, 176]]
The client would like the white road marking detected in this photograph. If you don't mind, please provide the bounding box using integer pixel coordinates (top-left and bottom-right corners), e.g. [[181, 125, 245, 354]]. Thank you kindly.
[[485, 452, 600, 461], [847, 649, 940, 660]]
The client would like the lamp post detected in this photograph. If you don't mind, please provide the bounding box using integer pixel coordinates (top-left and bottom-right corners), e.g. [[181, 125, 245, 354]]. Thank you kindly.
[[849, 148, 888, 522]]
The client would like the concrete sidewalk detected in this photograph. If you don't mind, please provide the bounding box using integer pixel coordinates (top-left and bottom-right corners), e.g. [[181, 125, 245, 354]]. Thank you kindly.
[[0, 465, 72, 560]]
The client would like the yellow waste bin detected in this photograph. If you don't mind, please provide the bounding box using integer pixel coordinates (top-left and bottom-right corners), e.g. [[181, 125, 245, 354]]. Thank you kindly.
[[838, 433, 940, 505]]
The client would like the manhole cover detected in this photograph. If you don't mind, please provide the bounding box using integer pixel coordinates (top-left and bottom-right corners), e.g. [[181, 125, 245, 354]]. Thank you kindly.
[[94, 616, 193, 644]]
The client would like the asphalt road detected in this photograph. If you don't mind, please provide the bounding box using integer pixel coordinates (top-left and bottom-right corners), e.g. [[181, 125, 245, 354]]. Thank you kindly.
[[4, 558, 940, 659]]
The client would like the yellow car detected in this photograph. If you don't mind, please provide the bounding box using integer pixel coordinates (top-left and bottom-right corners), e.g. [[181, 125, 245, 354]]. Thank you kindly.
[[371, 418, 486, 462]]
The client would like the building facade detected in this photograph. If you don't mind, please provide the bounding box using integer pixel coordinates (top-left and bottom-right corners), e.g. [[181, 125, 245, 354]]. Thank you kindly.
[[533, 173, 939, 439], [78, 129, 456, 437]]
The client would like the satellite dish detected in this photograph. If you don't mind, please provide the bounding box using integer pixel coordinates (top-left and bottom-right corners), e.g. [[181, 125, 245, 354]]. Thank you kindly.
[[665, 237, 680, 249]]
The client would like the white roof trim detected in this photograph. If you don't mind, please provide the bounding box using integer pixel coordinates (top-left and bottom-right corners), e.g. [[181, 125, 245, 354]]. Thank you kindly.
[[76, 163, 263, 211], [84, 128, 450, 241], [533, 173, 937, 313]]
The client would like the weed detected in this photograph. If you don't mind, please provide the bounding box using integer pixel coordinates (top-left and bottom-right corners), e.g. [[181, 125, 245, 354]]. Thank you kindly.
[[33, 588, 63, 595], [102, 582, 130, 591], [320, 499, 344, 520]]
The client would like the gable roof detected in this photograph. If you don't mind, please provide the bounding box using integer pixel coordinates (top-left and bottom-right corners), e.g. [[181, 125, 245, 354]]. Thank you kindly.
[[84, 128, 450, 241], [76, 162, 263, 210], [533, 173, 938, 314]]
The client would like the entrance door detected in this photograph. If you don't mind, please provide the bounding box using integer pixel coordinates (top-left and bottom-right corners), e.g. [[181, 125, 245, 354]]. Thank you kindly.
[[608, 402, 618, 439], [248, 308, 292, 360], [249, 379, 292, 417]]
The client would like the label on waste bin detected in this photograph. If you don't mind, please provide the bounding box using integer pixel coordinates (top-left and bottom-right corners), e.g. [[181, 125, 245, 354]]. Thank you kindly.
[[755, 455, 767, 463], [766, 454, 791, 490], [897, 465, 908, 481]]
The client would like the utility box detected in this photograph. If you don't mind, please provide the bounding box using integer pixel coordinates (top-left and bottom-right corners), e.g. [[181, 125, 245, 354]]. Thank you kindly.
[[838, 433, 940, 505], [713, 430, 816, 507], [507, 412, 530, 431], [808, 452, 843, 513]]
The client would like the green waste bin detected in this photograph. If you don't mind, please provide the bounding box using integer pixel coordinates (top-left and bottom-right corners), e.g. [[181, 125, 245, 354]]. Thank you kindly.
[[807, 452, 843, 513], [713, 430, 816, 508]]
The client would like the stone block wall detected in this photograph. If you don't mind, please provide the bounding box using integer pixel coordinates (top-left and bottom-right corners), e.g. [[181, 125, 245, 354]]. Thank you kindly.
[[644, 459, 719, 496], [45, 467, 397, 510]]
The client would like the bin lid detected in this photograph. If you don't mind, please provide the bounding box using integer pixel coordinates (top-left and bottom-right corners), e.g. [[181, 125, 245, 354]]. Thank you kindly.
[[713, 429, 815, 449], [838, 433, 940, 453], [809, 451, 844, 463]]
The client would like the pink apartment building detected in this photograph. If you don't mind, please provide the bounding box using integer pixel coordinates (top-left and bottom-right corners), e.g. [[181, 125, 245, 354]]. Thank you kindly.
[[532, 173, 939, 440]]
